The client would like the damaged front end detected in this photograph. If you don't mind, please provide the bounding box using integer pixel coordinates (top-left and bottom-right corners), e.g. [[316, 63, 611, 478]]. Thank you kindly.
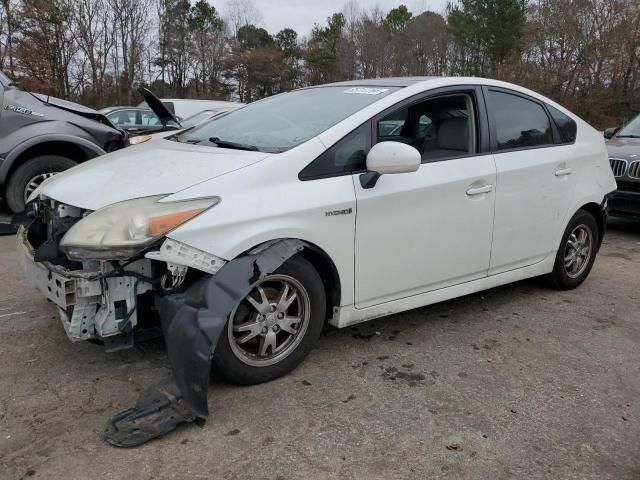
[[105, 239, 307, 447], [17, 196, 224, 348], [18, 200, 162, 350], [17, 197, 307, 447]]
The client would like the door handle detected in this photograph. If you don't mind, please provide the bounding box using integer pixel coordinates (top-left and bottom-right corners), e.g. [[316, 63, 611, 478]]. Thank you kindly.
[[555, 167, 572, 176], [466, 184, 493, 196]]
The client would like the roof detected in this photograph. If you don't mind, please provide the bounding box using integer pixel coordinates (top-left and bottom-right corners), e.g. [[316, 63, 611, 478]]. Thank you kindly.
[[320, 77, 437, 88]]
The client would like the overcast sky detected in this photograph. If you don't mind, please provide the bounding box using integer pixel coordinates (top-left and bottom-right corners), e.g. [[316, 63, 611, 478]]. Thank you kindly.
[[222, 0, 450, 38]]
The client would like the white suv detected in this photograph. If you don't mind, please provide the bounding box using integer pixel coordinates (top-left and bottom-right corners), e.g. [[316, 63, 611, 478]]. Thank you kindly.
[[18, 77, 616, 417]]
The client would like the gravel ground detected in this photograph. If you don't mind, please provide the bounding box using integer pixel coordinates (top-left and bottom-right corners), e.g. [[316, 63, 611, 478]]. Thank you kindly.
[[0, 218, 638, 480]]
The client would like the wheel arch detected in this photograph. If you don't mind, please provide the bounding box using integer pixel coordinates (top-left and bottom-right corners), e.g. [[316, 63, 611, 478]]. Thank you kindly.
[[578, 202, 606, 249], [0, 135, 105, 188], [241, 238, 342, 322]]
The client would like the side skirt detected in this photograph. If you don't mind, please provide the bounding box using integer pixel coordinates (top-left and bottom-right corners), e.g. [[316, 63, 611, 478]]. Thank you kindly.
[[330, 256, 555, 329]]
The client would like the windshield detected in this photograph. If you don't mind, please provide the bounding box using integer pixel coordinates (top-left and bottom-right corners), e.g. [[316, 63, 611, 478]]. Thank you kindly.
[[182, 110, 219, 128], [177, 86, 400, 152], [617, 113, 640, 138]]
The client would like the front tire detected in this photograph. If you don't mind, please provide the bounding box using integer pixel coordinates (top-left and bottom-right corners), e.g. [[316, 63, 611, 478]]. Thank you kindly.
[[212, 255, 326, 385], [549, 209, 599, 289], [5, 155, 77, 212]]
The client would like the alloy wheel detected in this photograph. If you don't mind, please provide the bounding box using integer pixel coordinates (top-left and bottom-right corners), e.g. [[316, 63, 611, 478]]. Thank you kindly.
[[563, 224, 593, 278], [228, 274, 311, 367], [23, 172, 57, 202]]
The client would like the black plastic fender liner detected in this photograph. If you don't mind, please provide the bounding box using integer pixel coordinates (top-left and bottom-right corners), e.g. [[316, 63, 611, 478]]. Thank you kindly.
[[160, 239, 308, 417], [104, 379, 198, 448], [104, 239, 307, 447]]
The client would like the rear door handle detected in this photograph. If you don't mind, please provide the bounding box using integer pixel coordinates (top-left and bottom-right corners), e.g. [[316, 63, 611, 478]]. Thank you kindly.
[[466, 184, 493, 196], [555, 167, 572, 176]]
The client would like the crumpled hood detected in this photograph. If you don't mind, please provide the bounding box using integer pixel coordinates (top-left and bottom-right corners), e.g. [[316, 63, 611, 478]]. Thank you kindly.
[[38, 139, 270, 210], [606, 137, 640, 162], [30, 92, 115, 127]]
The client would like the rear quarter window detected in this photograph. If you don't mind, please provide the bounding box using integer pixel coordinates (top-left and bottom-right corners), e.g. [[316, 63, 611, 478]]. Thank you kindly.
[[547, 105, 577, 143]]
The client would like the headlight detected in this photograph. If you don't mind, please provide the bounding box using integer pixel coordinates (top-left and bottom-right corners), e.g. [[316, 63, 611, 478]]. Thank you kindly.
[[128, 134, 152, 146], [60, 195, 219, 260]]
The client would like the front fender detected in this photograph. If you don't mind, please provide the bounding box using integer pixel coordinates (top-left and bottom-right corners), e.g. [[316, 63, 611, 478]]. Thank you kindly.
[[166, 166, 357, 306], [0, 133, 106, 186]]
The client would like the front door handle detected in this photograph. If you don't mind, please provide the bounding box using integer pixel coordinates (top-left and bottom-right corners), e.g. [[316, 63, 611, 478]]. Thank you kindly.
[[555, 167, 572, 176], [466, 184, 493, 196]]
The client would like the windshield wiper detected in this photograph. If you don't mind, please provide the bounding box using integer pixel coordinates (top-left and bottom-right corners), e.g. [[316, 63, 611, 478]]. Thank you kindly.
[[209, 137, 258, 151], [615, 134, 640, 138]]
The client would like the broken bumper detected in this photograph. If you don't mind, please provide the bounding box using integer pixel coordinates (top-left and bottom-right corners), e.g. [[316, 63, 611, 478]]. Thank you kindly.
[[18, 219, 311, 447], [17, 226, 152, 346], [105, 239, 308, 447]]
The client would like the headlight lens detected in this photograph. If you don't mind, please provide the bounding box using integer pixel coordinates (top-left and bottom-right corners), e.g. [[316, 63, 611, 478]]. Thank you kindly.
[[60, 195, 218, 259], [128, 134, 152, 145]]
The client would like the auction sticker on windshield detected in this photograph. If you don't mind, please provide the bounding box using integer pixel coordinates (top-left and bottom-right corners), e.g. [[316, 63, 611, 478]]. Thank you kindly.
[[343, 87, 389, 95]]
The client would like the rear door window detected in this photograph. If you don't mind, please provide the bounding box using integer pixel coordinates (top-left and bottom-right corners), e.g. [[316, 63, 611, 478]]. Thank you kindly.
[[488, 91, 553, 151]]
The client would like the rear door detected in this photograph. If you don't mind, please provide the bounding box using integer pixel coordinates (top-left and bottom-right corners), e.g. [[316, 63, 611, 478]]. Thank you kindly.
[[484, 87, 577, 274]]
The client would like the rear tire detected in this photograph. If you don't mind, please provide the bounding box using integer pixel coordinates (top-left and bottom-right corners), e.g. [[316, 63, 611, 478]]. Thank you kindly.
[[5, 155, 77, 212], [548, 209, 599, 290], [212, 255, 326, 385]]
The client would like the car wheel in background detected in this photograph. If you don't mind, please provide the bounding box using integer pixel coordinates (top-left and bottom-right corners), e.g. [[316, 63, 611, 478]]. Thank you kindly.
[[5, 155, 77, 212], [212, 255, 326, 385], [549, 209, 599, 290]]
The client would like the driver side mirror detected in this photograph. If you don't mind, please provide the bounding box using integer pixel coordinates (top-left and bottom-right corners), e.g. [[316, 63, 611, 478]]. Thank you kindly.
[[603, 127, 618, 140], [360, 142, 421, 189]]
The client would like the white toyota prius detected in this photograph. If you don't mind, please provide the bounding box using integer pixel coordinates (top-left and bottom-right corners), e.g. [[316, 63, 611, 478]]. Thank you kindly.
[[18, 77, 616, 391]]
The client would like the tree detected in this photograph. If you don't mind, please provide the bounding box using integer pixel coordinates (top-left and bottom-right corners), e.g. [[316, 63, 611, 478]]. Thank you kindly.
[[448, 0, 527, 76], [0, 0, 20, 76], [306, 13, 346, 84], [190, 0, 226, 97], [405, 11, 450, 76], [165, 0, 192, 96], [225, 0, 263, 37], [498, 0, 640, 126], [107, 0, 151, 104], [385, 4, 412, 33], [1, 0, 638, 128], [71, 0, 115, 104], [355, 7, 390, 78], [227, 24, 282, 102], [16, 0, 77, 96], [275, 28, 302, 90]]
